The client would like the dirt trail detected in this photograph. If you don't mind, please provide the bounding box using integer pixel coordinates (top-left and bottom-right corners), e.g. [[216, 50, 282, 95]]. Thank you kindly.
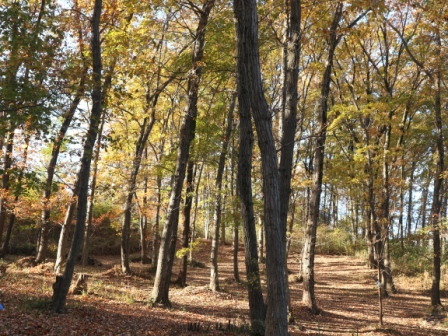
[[0, 239, 446, 335]]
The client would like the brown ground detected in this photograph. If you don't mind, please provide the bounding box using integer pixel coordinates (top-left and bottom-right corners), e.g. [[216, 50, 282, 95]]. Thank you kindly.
[[0, 239, 446, 335]]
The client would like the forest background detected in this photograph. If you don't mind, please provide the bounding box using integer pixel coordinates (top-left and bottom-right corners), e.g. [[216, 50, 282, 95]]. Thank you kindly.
[[0, 0, 447, 335]]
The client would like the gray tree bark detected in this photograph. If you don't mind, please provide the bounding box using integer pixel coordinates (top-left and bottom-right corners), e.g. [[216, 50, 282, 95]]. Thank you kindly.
[[234, 0, 287, 334]]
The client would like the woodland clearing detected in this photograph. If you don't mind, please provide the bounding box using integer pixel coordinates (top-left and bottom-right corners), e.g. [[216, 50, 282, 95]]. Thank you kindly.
[[0, 239, 446, 336]]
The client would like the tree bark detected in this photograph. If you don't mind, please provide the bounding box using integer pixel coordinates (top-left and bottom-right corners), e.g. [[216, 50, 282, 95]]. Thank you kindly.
[[177, 161, 195, 287], [234, 0, 287, 333], [302, 2, 343, 314], [52, 0, 102, 312], [210, 92, 236, 292], [151, 0, 215, 306], [81, 113, 105, 266], [280, 0, 301, 321], [1, 134, 30, 256], [430, 38, 444, 310], [0, 131, 14, 246]]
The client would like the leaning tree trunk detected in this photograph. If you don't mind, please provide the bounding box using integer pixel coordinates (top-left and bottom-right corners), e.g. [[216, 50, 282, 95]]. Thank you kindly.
[[235, 52, 265, 335], [151, 0, 215, 306], [51, 0, 102, 312], [210, 92, 236, 292], [279, 0, 301, 321], [234, 0, 287, 334], [54, 200, 76, 274], [302, 2, 343, 315]]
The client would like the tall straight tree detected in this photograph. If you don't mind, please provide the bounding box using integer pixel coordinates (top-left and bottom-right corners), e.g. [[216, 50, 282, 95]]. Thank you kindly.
[[279, 0, 301, 320], [301, 2, 343, 314], [51, 0, 102, 313], [234, 0, 287, 334], [235, 47, 265, 334], [210, 92, 236, 292], [151, 0, 216, 306]]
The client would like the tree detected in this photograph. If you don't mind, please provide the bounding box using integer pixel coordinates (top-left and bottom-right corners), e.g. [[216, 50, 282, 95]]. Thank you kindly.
[[52, 0, 102, 312], [234, 0, 287, 334], [151, 0, 216, 306], [301, 1, 343, 314]]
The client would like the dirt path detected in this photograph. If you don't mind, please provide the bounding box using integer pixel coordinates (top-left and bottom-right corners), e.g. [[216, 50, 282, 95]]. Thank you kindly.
[[0, 239, 446, 335]]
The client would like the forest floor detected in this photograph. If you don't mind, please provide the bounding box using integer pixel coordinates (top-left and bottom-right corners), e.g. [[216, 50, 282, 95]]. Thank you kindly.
[[0, 239, 447, 335]]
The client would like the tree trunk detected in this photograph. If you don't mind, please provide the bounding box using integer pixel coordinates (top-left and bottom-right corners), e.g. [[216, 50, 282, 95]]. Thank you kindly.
[[406, 161, 415, 237], [1, 134, 30, 256], [234, 0, 287, 333], [52, 0, 102, 312], [0, 131, 14, 246], [152, 175, 162, 265], [233, 224, 240, 283], [279, 0, 301, 322], [430, 35, 444, 310], [81, 113, 105, 266], [302, 2, 343, 315], [257, 221, 264, 261], [177, 161, 195, 287], [151, 0, 215, 306], [210, 92, 236, 292], [54, 201, 76, 274]]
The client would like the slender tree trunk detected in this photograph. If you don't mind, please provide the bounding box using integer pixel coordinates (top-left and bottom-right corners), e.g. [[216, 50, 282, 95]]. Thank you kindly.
[[36, 6, 87, 262], [210, 92, 236, 291], [236, 70, 266, 336], [177, 161, 195, 287], [257, 220, 264, 261], [0, 131, 14, 246], [302, 2, 343, 315], [234, 0, 287, 333], [406, 161, 415, 237], [233, 224, 240, 282], [54, 201, 76, 274], [430, 36, 444, 310], [81, 113, 105, 266], [151, 176, 162, 265], [189, 163, 204, 263], [1, 134, 30, 256], [139, 168, 150, 264], [280, 0, 301, 322], [151, 0, 215, 306], [52, 0, 102, 312]]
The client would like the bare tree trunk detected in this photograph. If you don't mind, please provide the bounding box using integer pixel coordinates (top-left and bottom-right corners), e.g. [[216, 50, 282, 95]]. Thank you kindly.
[[52, 0, 102, 312], [430, 36, 444, 310], [406, 161, 415, 237], [36, 0, 87, 262], [151, 176, 162, 265], [257, 221, 264, 261], [189, 163, 204, 263], [81, 113, 105, 266], [0, 131, 14, 246], [1, 134, 30, 256], [210, 92, 236, 292], [302, 2, 343, 315], [151, 0, 215, 306], [54, 201, 76, 274], [234, 0, 287, 333], [177, 161, 195, 287], [279, 0, 301, 322]]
